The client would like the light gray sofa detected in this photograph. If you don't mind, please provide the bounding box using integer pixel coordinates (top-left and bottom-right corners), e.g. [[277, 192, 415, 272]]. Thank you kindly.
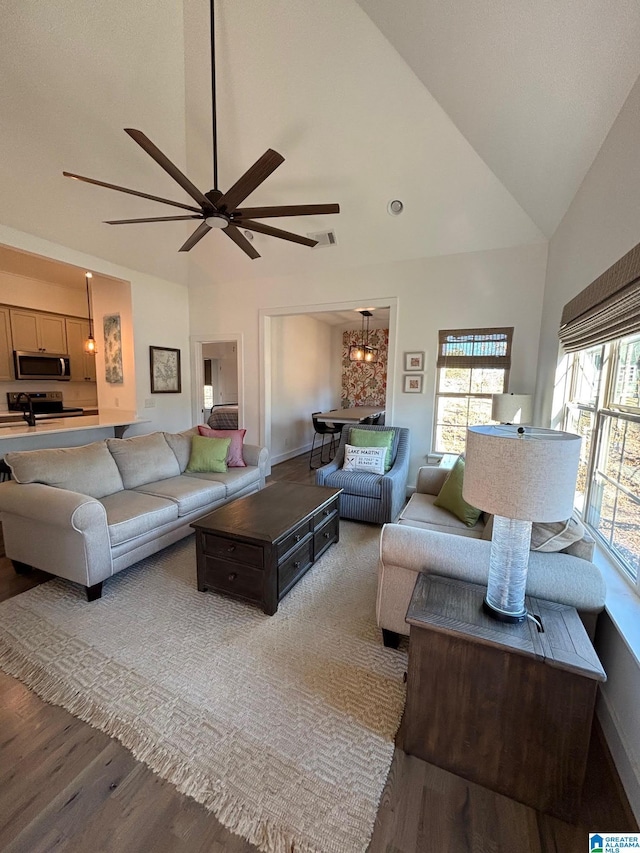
[[377, 464, 606, 645], [0, 428, 269, 600]]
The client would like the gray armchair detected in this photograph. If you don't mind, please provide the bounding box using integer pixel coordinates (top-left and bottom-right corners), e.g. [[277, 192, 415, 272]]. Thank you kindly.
[[315, 424, 410, 523]]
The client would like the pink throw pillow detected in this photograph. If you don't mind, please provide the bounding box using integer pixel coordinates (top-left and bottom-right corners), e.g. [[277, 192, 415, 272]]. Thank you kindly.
[[198, 425, 246, 467]]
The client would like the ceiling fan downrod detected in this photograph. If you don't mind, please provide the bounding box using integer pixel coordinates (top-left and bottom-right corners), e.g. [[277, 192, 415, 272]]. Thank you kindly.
[[210, 0, 219, 192]]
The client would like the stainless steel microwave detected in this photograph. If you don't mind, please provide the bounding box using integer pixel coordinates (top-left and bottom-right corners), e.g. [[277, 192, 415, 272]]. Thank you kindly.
[[14, 351, 71, 381]]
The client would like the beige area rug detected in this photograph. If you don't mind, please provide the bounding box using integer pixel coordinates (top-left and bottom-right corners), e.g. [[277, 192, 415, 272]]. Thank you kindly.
[[0, 521, 407, 853]]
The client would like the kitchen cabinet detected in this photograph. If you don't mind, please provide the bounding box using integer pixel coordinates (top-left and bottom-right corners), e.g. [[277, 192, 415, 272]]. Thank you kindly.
[[65, 318, 97, 382], [10, 309, 68, 354], [0, 308, 14, 380]]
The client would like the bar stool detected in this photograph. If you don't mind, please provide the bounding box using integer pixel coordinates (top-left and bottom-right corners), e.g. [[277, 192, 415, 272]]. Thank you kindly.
[[309, 413, 342, 469]]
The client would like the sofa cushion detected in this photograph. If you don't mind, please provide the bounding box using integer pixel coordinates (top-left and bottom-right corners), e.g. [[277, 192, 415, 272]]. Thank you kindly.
[[399, 492, 484, 536], [135, 475, 226, 516], [99, 490, 179, 546], [107, 433, 181, 489], [185, 466, 261, 497], [186, 435, 231, 474], [5, 441, 124, 499], [531, 514, 586, 552], [349, 428, 396, 472], [164, 427, 199, 472], [433, 456, 482, 527], [198, 425, 247, 467]]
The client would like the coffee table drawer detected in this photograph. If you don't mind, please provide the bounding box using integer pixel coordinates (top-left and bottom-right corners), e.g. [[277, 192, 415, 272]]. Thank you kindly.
[[200, 557, 264, 601], [202, 532, 264, 569], [278, 539, 313, 595], [277, 518, 312, 560], [313, 500, 338, 529], [314, 513, 339, 559]]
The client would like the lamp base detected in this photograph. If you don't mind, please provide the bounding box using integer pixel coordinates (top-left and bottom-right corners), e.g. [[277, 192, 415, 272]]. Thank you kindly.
[[482, 597, 527, 623]]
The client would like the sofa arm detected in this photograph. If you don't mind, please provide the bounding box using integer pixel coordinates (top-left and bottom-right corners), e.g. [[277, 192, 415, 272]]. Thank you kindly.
[[243, 444, 269, 483], [415, 465, 448, 496], [0, 481, 113, 587], [377, 523, 606, 637]]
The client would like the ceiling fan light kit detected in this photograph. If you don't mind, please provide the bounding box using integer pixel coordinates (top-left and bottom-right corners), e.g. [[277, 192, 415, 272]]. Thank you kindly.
[[63, 0, 339, 258]]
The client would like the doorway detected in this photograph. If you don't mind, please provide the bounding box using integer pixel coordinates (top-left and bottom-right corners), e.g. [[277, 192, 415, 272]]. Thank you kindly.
[[190, 333, 243, 427]]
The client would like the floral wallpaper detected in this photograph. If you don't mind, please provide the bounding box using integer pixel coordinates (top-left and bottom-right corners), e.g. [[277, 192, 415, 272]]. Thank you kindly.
[[341, 328, 389, 406]]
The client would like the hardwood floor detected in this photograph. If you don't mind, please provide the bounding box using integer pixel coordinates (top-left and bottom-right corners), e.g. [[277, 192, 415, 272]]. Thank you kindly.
[[0, 451, 636, 851]]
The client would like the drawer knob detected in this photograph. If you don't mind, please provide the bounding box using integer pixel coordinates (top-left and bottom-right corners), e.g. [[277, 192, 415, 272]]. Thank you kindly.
[[227, 545, 236, 553], [228, 572, 237, 581], [294, 534, 301, 542], [293, 561, 301, 569], [323, 532, 331, 539], [323, 509, 330, 516]]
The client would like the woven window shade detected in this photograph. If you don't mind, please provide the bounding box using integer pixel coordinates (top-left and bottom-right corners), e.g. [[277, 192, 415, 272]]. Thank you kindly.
[[559, 241, 640, 352], [436, 327, 513, 369]]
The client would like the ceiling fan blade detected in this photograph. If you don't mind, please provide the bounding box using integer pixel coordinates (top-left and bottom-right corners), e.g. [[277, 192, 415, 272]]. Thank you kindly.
[[234, 203, 340, 220], [178, 222, 212, 252], [240, 219, 317, 248], [105, 215, 203, 225], [125, 128, 211, 209], [224, 224, 261, 259], [63, 171, 202, 213], [216, 149, 285, 213]]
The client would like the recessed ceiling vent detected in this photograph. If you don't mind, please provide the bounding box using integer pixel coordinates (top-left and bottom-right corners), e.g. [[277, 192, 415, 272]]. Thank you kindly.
[[307, 229, 337, 248]]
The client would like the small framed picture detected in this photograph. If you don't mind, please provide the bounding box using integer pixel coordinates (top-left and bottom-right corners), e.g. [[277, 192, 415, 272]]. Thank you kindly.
[[403, 374, 424, 394], [150, 346, 182, 393], [404, 351, 424, 371]]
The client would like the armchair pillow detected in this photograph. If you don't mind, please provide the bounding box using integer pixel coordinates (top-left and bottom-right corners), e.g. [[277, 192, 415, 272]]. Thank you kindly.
[[343, 444, 387, 474], [186, 435, 231, 474], [433, 456, 482, 527], [349, 428, 395, 472], [530, 514, 586, 552]]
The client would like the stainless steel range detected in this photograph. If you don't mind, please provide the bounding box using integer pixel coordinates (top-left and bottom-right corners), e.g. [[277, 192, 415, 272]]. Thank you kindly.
[[7, 391, 85, 420]]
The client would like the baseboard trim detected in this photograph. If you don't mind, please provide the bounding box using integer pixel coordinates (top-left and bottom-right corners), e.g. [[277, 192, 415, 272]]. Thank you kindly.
[[270, 443, 312, 467]]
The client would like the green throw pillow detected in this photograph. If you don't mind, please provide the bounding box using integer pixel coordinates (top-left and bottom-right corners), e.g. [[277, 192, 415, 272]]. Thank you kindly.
[[433, 456, 482, 527], [186, 435, 231, 474], [348, 428, 395, 473]]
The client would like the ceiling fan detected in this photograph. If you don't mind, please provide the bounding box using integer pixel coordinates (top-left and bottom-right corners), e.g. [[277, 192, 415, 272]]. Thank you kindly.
[[63, 0, 339, 258]]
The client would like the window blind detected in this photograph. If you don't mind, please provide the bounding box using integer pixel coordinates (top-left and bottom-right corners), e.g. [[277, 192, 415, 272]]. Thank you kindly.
[[436, 327, 513, 369], [559, 241, 640, 352]]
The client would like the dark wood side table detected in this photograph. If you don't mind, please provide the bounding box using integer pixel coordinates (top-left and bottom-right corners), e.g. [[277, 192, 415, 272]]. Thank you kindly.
[[403, 574, 606, 822], [191, 482, 342, 615]]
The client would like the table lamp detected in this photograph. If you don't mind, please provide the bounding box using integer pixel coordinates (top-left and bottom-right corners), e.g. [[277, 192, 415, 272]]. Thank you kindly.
[[491, 393, 533, 424], [462, 425, 581, 623]]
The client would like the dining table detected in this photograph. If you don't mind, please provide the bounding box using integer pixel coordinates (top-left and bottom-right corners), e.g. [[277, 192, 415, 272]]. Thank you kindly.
[[314, 406, 385, 424]]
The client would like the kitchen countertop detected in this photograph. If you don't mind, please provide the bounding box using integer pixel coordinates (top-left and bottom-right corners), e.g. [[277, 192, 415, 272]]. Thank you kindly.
[[0, 412, 150, 440]]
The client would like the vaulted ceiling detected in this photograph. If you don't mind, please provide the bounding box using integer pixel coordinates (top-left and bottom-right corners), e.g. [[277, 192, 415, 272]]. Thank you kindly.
[[1, 0, 638, 285]]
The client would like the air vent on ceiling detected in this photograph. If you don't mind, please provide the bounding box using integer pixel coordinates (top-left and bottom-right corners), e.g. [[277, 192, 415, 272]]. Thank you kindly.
[[307, 229, 337, 248]]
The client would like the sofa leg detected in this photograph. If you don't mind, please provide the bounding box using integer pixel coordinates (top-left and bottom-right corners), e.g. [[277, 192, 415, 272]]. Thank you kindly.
[[382, 629, 401, 649], [86, 582, 103, 602], [12, 560, 33, 575]]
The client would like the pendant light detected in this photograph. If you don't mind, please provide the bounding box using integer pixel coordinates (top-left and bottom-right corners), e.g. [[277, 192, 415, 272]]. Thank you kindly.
[[349, 310, 378, 363], [84, 272, 97, 354]]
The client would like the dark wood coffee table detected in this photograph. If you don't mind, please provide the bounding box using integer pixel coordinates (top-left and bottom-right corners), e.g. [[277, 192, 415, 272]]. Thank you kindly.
[[191, 482, 342, 615]]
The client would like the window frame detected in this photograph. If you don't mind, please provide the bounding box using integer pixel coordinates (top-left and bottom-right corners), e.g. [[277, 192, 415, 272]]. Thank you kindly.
[[433, 327, 513, 454], [562, 336, 640, 590]]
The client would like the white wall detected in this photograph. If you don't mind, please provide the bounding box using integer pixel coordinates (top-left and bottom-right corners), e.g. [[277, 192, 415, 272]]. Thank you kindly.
[[270, 315, 334, 464], [0, 270, 88, 316], [189, 241, 547, 483], [0, 224, 192, 436], [535, 75, 640, 820]]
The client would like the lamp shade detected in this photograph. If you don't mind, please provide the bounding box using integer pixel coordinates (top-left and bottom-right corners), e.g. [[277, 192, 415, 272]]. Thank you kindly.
[[491, 393, 533, 424], [462, 425, 581, 522]]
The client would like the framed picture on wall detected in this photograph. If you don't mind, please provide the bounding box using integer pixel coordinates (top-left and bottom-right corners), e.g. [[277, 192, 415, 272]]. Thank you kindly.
[[403, 374, 424, 394], [404, 351, 424, 371], [150, 346, 182, 393]]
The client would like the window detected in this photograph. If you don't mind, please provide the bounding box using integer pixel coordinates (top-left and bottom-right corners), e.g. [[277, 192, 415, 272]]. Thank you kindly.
[[562, 333, 640, 585], [434, 327, 513, 453]]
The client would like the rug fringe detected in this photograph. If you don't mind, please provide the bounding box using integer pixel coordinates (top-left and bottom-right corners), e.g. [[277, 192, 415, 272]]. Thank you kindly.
[[0, 637, 358, 853]]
